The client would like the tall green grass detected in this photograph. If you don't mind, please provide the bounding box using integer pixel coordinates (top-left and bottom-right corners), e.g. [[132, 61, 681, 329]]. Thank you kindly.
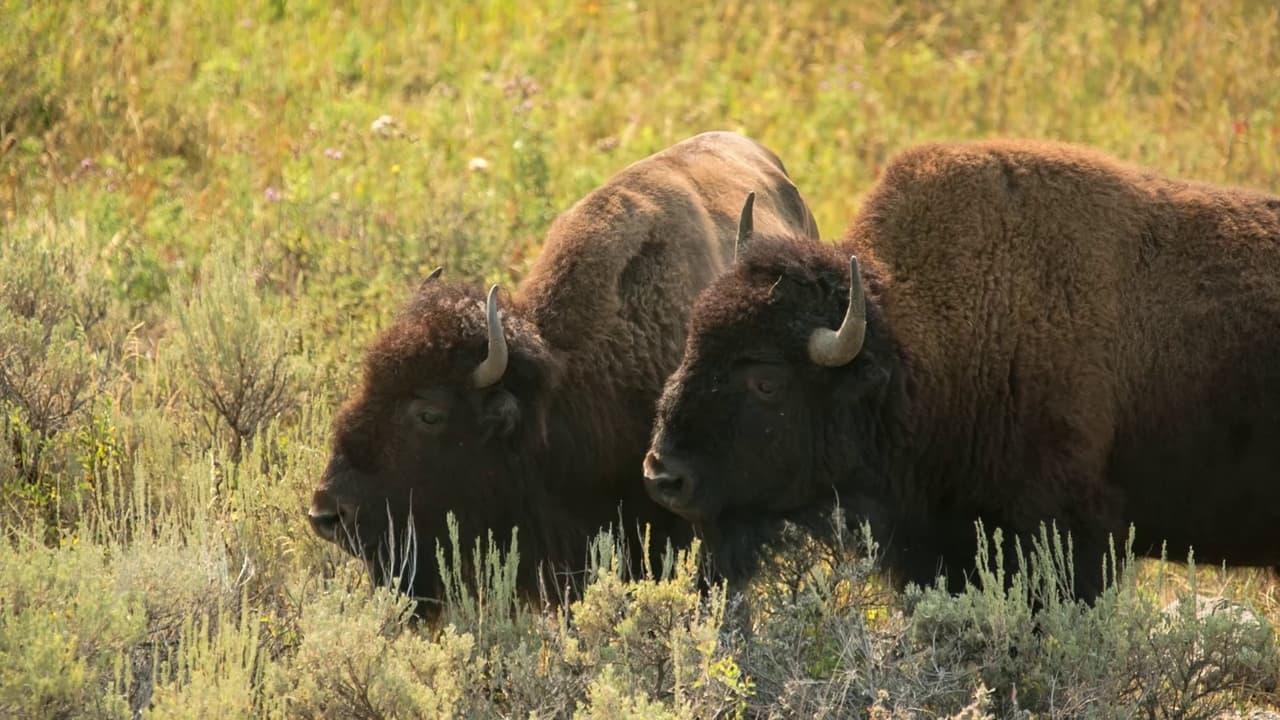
[[2, 0, 1279, 716]]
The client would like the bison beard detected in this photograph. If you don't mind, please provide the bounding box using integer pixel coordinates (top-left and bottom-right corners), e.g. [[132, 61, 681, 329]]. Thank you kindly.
[[647, 139, 1280, 601]]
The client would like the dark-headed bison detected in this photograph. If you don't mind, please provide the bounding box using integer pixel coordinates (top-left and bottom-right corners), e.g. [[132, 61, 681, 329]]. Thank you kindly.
[[644, 139, 1280, 599], [307, 131, 820, 608]]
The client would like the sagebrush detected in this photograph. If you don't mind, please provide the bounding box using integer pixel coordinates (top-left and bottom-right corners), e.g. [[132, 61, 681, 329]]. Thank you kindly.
[[3, 0, 1279, 717]]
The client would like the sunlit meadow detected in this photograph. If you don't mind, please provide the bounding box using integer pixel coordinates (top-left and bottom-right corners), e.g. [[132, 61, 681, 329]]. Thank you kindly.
[[2, 1, 1280, 717]]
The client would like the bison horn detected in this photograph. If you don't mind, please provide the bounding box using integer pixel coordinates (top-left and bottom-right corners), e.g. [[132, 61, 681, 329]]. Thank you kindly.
[[419, 266, 444, 289], [807, 255, 867, 367], [734, 192, 755, 261], [471, 284, 509, 388]]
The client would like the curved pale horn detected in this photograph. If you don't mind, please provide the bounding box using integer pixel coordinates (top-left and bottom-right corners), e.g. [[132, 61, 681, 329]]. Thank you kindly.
[[807, 255, 867, 367], [471, 284, 509, 388], [734, 191, 755, 261], [419, 266, 444, 290]]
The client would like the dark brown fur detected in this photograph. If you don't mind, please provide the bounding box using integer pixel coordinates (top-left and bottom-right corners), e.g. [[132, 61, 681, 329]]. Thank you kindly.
[[647, 139, 1280, 598], [309, 132, 821, 607]]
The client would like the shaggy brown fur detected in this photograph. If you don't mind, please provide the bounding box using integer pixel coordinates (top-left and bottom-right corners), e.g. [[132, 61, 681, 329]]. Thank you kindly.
[[308, 131, 820, 607], [646, 139, 1280, 598]]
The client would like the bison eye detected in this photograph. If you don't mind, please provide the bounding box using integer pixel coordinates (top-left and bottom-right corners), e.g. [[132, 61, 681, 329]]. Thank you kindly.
[[749, 376, 776, 397], [417, 408, 447, 426], [407, 394, 453, 433], [741, 363, 790, 401]]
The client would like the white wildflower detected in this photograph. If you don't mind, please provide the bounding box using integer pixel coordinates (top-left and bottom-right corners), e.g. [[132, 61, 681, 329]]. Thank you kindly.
[[371, 114, 397, 137]]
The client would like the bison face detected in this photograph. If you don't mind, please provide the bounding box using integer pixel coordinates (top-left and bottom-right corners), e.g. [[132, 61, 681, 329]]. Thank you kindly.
[[646, 356, 824, 523], [307, 279, 557, 607], [644, 238, 892, 571]]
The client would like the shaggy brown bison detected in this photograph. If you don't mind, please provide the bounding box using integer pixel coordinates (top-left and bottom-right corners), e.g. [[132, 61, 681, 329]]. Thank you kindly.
[[644, 139, 1280, 599], [307, 131, 820, 608]]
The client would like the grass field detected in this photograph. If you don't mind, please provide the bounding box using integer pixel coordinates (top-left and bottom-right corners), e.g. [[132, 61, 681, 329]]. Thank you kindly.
[[3, 1, 1280, 717]]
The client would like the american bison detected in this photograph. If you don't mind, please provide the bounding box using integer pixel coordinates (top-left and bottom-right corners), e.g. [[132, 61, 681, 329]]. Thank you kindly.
[[307, 131, 820, 608], [644, 139, 1280, 599]]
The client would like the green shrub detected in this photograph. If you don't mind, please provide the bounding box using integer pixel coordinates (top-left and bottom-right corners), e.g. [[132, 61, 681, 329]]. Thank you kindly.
[[434, 512, 527, 648], [573, 664, 682, 720], [0, 535, 142, 719], [735, 515, 975, 717], [556, 534, 750, 719], [0, 226, 110, 341], [175, 250, 300, 462], [0, 225, 134, 532], [909, 526, 1280, 718], [275, 568, 479, 719], [148, 599, 283, 720], [0, 314, 96, 473]]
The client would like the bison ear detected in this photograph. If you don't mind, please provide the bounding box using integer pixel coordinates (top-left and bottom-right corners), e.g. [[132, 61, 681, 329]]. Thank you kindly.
[[836, 349, 890, 401], [480, 388, 521, 440]]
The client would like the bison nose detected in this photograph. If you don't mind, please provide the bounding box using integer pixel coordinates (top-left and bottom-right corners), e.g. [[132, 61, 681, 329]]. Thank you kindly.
[[643, 449, 696, 510], [308, 489, 356, 543]]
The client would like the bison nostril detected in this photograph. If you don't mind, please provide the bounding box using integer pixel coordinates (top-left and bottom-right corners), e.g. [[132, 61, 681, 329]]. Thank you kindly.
[[654, 473, 685, 497], [644, 449, 697, 509], [308, 491, 355, 543], [308, 508, 341, 541]]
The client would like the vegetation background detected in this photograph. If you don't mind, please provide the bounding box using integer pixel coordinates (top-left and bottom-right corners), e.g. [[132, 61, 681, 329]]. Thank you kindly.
[[3, 0, 1280, 717]]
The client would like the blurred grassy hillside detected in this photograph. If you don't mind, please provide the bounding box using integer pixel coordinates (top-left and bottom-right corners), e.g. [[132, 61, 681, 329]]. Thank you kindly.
[[2, 1, 1280, 717]]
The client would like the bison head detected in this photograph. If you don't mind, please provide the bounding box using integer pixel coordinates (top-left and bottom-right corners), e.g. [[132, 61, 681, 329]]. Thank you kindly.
[[643, 236, 896, 580], [307, 272, 559, 606]]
